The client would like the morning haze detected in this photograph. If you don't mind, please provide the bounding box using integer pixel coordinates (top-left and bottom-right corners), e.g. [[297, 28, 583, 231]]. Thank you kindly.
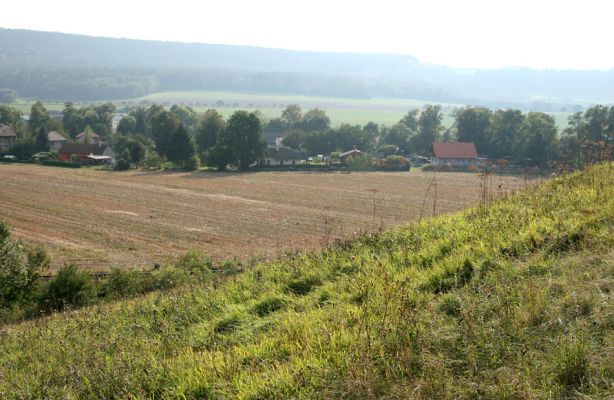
[[0, 1, 613, 398]]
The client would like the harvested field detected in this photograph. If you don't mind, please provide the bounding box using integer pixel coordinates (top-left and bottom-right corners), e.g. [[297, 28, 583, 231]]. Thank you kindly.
[[0, 164, 531, 270]]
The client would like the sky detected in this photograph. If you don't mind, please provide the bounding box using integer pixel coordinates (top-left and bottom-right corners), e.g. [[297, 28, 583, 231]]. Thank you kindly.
[[2, 0, 613, 70]]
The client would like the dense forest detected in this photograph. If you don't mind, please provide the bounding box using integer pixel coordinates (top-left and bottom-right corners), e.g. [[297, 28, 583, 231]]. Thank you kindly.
[[2, 29, 614, 106]]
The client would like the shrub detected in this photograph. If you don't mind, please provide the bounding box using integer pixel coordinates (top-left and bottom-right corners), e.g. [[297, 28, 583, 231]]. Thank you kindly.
[[176, 251, 213, 275], [345, 154, 372, 169], [183, 154, 200, 171], [42, 265, 95, 311], [99, 267, 143, 299], [143, 151, 166, 169], [153, 267, 190, 290], [114, 157, 131, 171], [0, 220, 49, 308], [41, 160, 81, 168]]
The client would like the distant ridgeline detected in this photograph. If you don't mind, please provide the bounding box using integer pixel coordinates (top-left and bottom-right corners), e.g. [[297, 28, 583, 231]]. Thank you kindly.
[[1, 28, 614, 106]]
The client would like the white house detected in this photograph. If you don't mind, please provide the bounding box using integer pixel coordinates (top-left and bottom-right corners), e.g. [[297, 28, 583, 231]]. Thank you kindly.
[[262, 138, 305, 166]]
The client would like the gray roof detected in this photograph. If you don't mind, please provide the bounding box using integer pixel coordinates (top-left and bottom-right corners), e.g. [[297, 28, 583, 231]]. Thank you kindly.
[[266, 145, 304, 160], [339, 149, 362, 158], [47, 131, 67, 142], [76, 130, 100, 139], [59, 143, 111, 155], [0, 124, 16, 137]]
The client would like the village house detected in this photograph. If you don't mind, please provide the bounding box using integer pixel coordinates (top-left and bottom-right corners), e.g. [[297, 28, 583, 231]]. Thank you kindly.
[[75, 130, 101, 144], [0, 124, 17, 152], [262, 137, 305, 166], [58, 143, 116, 164], [339, 149, 363, 164], [47, 131, 67, 152], [431, 142, 482, 167]]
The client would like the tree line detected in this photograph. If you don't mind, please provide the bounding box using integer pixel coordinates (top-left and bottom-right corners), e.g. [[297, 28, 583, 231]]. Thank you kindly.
[[2, 101, 614, 170]]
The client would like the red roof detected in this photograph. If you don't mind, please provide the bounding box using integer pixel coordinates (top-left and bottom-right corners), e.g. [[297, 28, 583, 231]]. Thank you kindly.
[[432, 142, 478, 159]]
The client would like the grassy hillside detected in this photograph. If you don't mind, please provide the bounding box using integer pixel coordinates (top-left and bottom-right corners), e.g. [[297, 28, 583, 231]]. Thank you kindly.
[[1, 164, 613, 398]]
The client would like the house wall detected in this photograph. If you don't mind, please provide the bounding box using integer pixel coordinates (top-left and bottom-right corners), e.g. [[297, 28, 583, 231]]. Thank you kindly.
[[431, 157, 481, 166], [0, 137, 15, 151], [103, 147, 116, 163], [264, 158, 304, 166], [49, 141, 65, 152]]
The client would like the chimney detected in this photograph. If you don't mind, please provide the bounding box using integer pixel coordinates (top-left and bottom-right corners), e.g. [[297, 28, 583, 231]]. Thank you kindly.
[[275, 137, 283, 151]]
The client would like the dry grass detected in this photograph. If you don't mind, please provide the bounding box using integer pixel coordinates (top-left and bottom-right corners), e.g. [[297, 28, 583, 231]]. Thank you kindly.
[[0, 164, 528, 270]]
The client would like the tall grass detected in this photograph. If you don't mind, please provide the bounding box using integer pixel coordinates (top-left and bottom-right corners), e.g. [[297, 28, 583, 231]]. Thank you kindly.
[[0, 164, 613, 398]]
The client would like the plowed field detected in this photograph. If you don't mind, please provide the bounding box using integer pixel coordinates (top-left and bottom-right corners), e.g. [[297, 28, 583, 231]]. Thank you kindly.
[[0, 164, 529, 270]]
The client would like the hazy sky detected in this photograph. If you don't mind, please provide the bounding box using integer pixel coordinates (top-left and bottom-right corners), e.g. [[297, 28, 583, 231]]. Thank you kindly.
[[2, 0, 612, 70]]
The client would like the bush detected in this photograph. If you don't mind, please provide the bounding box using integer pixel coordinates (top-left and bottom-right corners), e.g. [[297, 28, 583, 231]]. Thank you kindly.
[[176, 251, 213, 275], [41, 265, 96, 312], [143, 151, 166, 169], [41, 160, 81, 168], [153, 267, 190, 290], [99, 267, 144, 299], [345, 154, 372, 169], [0, 220, 49, 308], [183, 154, 200, 171], [114, 157, 131, 171]]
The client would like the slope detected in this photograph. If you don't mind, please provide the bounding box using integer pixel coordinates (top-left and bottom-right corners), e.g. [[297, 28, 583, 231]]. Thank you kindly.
[[0, 164, 613, 398]]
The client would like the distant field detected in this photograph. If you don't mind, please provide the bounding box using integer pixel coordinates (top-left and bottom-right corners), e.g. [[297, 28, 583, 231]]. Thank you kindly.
[[12, 91, 572, 128], [0, 164, 529, 271], [133, 91, 461, 127]]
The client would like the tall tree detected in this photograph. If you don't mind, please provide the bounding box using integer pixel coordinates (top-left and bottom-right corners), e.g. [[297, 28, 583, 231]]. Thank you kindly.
[[400, 109, 419, 131], [411, 105, 443, 154], [149, 110, 180, 157], [28, 101, 52, 135], [170, 105, 198, 134], [62, 103, 84, 139], [117, 116, 136, 134], [168, 124, 197, 169], [454, 107, 493, 154], [195, 109, 225, 154], [281, 104, 302, 127], [516, 112, 558, 166], [300, 108, 330, 132], [383, 123, 412, 154], [490, 109, 525, 159], [219, 111, 266, 171], [0, 105, 23, 128]]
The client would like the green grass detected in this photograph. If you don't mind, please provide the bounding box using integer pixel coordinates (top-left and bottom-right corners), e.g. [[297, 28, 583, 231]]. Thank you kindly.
[[1, 163, 613, 398]]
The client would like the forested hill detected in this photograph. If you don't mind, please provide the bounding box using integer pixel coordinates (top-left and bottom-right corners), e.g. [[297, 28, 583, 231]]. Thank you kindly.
[[0, 29, 422, 76], [2, 28, 614, 105]]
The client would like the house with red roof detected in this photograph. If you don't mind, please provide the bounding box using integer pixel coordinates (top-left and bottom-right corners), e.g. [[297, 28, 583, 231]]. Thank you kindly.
[[58, 143, 116, 164], [431, 142, 482, 167]]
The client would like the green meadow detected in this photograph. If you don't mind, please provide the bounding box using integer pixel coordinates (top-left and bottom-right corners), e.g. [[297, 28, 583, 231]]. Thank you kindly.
[[1, 163, 612, 398]]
